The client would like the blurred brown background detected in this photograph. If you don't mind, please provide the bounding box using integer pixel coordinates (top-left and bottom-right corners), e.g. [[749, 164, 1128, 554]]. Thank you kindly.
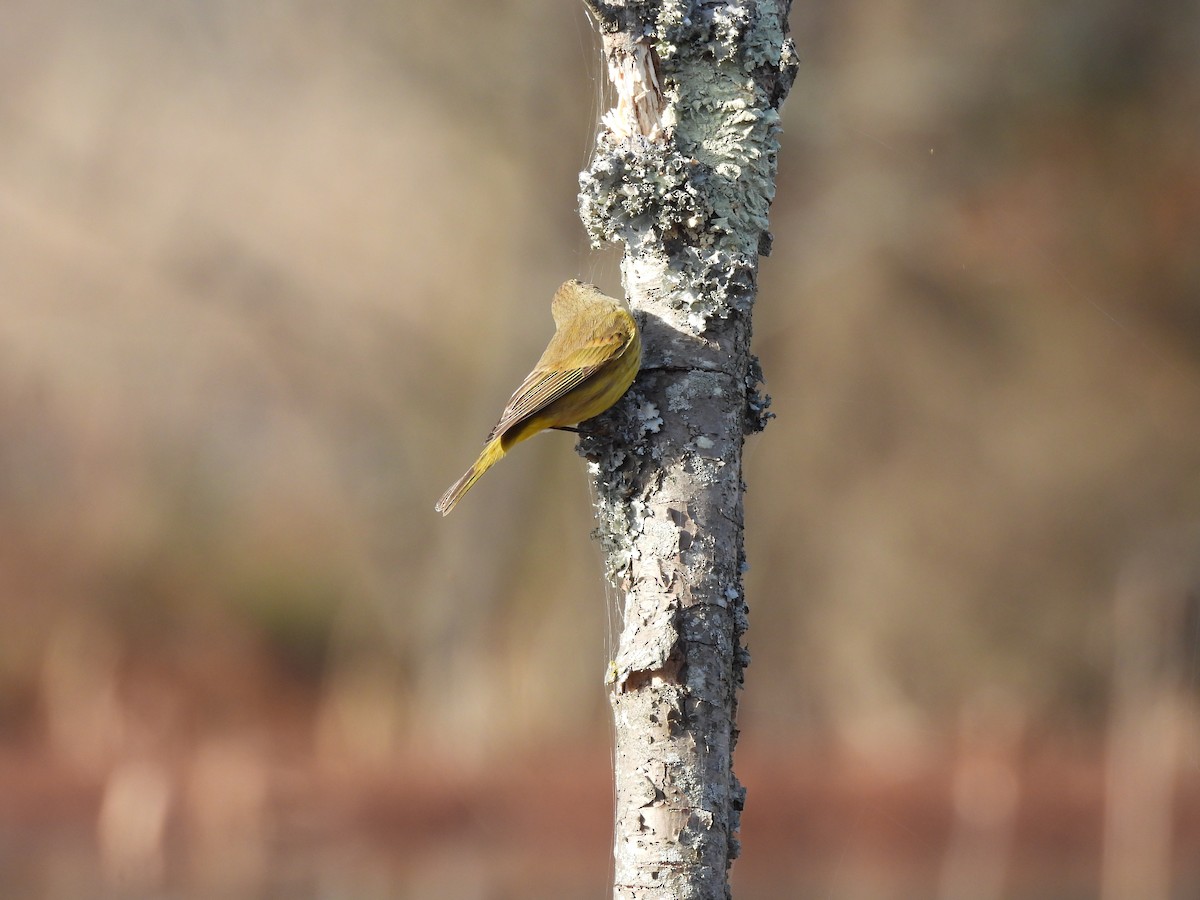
[[2, 1, 1199, 897]]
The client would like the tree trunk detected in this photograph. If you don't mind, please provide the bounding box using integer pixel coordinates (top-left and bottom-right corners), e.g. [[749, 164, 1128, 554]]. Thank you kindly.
[[577, 2, 797, 897]]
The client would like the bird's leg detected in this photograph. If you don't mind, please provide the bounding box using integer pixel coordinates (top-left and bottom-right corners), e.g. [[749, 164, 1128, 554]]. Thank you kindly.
[[574, 416, 619, 439]]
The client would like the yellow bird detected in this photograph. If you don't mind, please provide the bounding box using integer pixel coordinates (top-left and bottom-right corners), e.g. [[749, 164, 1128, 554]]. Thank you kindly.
[[435, 280, 642, 515]]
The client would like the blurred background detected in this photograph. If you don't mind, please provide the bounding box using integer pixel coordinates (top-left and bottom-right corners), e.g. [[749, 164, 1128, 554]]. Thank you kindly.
[[1, 1, 1199, 897]]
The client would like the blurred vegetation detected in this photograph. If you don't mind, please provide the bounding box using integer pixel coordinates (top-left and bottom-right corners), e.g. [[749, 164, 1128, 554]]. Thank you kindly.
[[1, 0, 1198, 896]]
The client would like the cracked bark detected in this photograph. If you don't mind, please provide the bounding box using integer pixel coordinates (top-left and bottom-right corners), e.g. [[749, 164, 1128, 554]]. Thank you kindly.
[[576, 2, 797, 898]]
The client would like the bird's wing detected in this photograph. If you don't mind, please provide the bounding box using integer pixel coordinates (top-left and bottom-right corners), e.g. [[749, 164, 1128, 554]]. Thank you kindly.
[[486, 325, 632, 442]]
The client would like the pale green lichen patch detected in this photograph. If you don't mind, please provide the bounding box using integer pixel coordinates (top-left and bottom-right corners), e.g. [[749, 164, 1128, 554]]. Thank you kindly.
[[669, 67, 782, 255], [637, 400, 664, 433], [656, 0, 752, 65], [578, 387, 664, 586], [580, 1, 795, 335], [654, 1, 790, 259], [672, 250, 756, 329], [579, 140, 712, 252], [588, 469, 645, 585]]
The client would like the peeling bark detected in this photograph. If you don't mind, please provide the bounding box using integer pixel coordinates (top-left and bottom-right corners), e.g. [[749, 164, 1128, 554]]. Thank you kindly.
[[577, 2, 797, 898]]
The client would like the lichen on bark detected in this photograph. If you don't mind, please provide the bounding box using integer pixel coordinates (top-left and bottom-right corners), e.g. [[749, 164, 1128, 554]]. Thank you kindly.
[[577, 2, 796, 897]]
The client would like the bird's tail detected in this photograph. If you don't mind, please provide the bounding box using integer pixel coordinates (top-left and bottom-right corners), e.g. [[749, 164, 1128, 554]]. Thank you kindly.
[[434, 438, 506, 515]]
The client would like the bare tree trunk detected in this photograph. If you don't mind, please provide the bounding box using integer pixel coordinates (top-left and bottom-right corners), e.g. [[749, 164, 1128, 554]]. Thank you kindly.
[[577, 2, 797, 897]]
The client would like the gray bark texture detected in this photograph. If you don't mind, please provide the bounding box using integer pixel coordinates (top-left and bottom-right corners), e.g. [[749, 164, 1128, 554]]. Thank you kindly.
[[576, 2, 797, 898]]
